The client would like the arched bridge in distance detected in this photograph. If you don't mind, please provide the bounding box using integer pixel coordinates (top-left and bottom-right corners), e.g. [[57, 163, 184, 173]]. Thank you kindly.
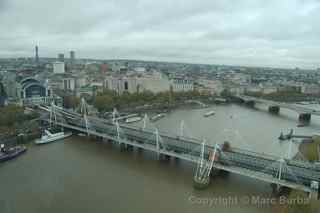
[[235, 95, 320, 123]]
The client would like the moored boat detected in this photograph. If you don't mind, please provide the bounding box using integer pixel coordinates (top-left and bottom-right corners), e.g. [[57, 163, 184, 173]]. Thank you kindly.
[[297, 122, 307, 127], [150, 113, 166, 122], [204, 110, 215, 117], [0, 144, 27, 162], [35, 130, 72, 145], [214, 98, 227, 104], [125, 116, 142, 123]]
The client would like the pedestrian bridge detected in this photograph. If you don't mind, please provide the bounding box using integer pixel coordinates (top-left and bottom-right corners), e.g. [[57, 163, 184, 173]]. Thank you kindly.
[[38, 103, 320, 199]]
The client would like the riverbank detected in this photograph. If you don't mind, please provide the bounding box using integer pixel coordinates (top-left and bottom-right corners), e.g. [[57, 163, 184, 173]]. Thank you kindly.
[[0, 104, 40, 146], [280, 137, 320, 212], [0, 131, 41, 147], [92, 89, 230, 112], [121, 100, 213, 114], [299, 136, 320, 161]]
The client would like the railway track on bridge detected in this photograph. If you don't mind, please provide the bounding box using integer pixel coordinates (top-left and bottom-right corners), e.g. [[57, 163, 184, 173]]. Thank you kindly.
[[38, 103, 320, 198]]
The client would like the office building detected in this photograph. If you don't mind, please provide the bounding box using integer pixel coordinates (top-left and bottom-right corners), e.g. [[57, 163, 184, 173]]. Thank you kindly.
[[70, 51, 75, 63], [35, 45, 39, 63], [58, 53, 64, 62], [53, 62, 65, 74]]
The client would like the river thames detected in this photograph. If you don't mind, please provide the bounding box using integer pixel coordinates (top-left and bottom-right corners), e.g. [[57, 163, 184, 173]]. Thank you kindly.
[[1, 103, 319, 212]]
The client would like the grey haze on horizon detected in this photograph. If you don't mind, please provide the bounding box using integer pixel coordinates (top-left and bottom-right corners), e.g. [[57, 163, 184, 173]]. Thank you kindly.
[[0, 0, 319, 69]]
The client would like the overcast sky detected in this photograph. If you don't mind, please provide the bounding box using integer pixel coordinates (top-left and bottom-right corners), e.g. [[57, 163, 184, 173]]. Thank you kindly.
[[0, 0, 319, 69]]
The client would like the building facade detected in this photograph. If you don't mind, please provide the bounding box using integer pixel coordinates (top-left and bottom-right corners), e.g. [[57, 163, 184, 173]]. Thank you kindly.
[[301, 84, 320, 95], [196, 79, 224, 95], [105, 75, 139, 94], [0, 82, 7, 106], [70, 51, 75, 63], [1, 72, 18, 99], [58, 53, 64, 62], [139, 72, 171, 93], [104, 71, 172, 94], [63, 78, 76, 91], [19, 77, 53, 105], [170, 77, 194, 92], [53, 62, 65, 74]]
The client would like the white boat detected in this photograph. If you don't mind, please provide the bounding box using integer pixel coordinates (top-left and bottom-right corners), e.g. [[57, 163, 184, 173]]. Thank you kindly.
[[125, 116, 142, 123], [35, 130, 72, 145], [150, 113, 166, 122], [204, 110, 215, 117]]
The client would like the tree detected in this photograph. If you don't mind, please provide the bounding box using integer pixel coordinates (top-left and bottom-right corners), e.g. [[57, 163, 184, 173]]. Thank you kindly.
[[220, 89, 232, 97], [0, 105, 24, 127], [94, 95, 114, 112], [63, 96, 80, 109]]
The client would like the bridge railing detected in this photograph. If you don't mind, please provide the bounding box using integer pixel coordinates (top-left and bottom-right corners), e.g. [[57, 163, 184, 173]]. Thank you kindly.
[[42, 105, 320, 189], [51, 105, 320, 166]]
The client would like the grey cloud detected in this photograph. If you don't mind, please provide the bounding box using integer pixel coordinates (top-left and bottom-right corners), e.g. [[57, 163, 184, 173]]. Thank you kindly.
[[0, 0, 320, 69]]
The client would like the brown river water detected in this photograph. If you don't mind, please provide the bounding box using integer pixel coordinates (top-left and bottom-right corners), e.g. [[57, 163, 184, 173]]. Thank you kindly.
[[1, 104, 319, 212]]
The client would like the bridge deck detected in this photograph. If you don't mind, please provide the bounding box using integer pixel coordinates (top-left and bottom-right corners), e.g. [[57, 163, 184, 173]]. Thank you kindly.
[[39, 105, 320, 194], [237, 95, 320, 115], [48, 120, 314, 193]]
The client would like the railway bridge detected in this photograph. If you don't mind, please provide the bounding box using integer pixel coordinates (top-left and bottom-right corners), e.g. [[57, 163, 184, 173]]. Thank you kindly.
[[236, 95, 320, 123], [38, 101, 320, 199]]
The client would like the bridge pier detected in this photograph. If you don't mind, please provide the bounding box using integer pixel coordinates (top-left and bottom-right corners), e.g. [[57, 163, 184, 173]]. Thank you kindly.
[[245, 100, 255, 108], [209, 169, 220, 178], [309, 190, 319, 200], [158, 153, 171, 161], [233, 97, 245, 104], [118, 143, 134, 152], [126, 144, 134, 151], [164, 154, 170, 161], [309, 181, 319, 200], [88, 135, 96, 141], [102, 138, 111, 143], [268, 105, 280, 114], [193, 175, 210, 190], [173, 156, 180, 162], [102, 138, 114, 148], [298, 113, 311, 123], [119, 143, 126, 152], [271, 184, 289, 196]]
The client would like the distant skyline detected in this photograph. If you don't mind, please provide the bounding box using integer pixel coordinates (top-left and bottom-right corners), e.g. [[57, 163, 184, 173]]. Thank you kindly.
[[0, 0, 320, 69]]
